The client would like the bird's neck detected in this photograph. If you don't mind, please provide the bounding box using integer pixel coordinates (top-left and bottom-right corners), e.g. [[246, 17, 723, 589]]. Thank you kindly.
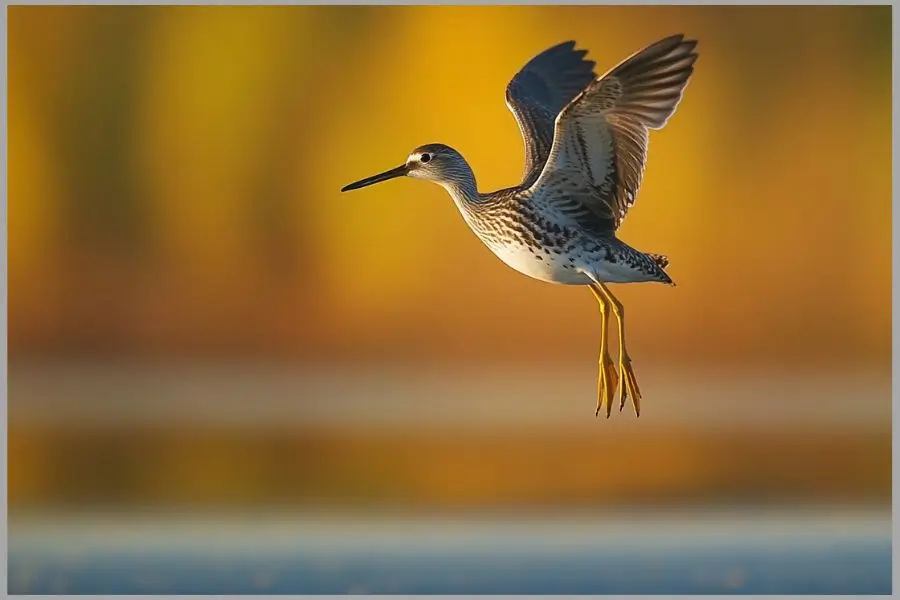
[[438, 170, 484, 210]]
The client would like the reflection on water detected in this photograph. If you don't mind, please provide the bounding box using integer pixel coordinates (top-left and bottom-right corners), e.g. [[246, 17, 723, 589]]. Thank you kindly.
[[9, 509, 891, 594]]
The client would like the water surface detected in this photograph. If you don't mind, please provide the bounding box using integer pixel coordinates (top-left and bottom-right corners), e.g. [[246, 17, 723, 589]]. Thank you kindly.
[[9, 509, 891, 594]]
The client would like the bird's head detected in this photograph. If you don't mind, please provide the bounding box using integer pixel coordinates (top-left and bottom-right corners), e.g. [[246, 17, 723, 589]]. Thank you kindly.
[[341, 143, 474, 194]]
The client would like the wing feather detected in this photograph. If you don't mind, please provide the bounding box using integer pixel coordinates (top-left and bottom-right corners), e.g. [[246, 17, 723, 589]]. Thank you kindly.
[[505, 41, 597, 187], [529, 34, 698, 232]]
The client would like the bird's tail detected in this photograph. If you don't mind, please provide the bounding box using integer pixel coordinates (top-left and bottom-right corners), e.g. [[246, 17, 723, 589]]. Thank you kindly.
[[648, 253, 676, 287], [648, 253, 669, 270]]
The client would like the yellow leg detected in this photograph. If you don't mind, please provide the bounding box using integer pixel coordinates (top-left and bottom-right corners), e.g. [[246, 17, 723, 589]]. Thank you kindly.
[[589, 285, 618, 418], [594, 281, 642, 417]]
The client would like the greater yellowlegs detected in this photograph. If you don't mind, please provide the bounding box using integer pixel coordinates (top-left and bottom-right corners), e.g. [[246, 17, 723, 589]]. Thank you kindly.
[[342, 34, 698, 418]]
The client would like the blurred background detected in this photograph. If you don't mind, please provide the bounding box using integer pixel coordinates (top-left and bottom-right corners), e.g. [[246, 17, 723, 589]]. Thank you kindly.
[[6, 5, 892, 594]]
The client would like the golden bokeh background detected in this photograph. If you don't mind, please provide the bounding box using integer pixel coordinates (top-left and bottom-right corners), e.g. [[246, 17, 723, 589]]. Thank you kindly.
[[8, 5, 891, 512]]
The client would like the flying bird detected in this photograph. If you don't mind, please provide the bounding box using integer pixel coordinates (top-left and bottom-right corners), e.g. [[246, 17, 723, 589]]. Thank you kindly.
[[342, 34, 698, 418]]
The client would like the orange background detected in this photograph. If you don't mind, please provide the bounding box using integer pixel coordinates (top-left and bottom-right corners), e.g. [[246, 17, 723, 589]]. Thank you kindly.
[[10, 5, 891, 366], [8, 6, 891, 510]]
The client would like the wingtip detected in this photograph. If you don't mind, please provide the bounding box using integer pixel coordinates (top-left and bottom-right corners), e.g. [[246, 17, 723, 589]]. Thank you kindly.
[[548, 40, 578, 54], [653, 33, 698, 53]]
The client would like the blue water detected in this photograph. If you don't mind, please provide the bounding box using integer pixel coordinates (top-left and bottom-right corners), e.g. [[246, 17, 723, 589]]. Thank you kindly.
[[9, 511, 892, 594]]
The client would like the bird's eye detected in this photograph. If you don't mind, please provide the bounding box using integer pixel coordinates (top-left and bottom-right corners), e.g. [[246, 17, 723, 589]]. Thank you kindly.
[[420, 153, 432, 163]]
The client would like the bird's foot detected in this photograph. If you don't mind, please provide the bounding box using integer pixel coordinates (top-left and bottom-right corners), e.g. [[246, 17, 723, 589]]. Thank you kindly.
[[595, 352, 619, 418], [617, 355, 642, 417]]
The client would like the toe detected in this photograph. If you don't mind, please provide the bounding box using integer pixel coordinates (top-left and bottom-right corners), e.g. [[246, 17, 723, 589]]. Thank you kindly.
[[604, 361, 618, 418], [595, 371, 606, 417], [621, 361, 642, 417]]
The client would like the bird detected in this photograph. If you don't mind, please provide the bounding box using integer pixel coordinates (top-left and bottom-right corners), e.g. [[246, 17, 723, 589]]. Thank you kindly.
[[341, 34, 698, 418]]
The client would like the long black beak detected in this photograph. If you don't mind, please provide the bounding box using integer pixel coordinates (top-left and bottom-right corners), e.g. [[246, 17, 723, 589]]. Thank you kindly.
[[341, 164, 408, 192]]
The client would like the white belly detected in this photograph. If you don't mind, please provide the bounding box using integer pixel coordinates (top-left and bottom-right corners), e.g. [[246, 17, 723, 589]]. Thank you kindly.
[[455, 201, 592, 285], [483, 240, 592, 285]]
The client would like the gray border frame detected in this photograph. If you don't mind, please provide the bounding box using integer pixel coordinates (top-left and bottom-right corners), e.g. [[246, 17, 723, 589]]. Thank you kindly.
[[3, 3, 9, 599], [3, 1, 895, 599], [891, 1, 897, 597]]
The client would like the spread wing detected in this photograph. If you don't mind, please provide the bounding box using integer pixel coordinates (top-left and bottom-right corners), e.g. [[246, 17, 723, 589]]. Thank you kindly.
[[528, 34, 698, 234], [505, 41, 597, 187]]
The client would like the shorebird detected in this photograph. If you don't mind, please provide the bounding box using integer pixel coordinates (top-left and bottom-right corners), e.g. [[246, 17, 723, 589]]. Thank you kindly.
[[341, 34, 698, 418]]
